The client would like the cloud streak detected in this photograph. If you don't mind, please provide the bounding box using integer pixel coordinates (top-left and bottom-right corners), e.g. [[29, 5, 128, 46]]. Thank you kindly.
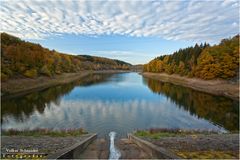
[[0, 0, 239, 42], [93, 50, 153, 64]]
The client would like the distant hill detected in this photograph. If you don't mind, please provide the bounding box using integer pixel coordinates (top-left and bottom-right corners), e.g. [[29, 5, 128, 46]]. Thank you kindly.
[[143, 35, 239, 80], [1, 33, 131, 81], [77, 55, 131, 69], [130, 64, 143, 72]]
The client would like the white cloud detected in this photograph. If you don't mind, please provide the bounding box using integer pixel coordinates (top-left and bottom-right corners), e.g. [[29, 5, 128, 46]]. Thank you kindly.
[[0, 0, 239, 42], [79, 50, 153, 64]]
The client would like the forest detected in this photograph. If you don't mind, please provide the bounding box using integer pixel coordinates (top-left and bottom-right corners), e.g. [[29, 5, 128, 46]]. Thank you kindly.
[[1, 33, 131, 81], [143, 35, 239, 80]]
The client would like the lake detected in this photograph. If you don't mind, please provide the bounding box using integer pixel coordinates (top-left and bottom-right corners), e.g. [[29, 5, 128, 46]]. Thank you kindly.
[[1, 72, 239, 138]]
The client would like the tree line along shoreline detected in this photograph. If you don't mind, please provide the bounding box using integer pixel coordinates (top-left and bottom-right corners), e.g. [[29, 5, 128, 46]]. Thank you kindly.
[[143, 35, 239, 81], [1, 33, 239, 100], [2, 32, 238, 82], [1, 33, 131, 82]]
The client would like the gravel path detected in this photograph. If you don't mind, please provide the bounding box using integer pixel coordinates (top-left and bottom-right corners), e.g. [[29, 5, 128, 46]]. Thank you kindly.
[[1, 134, 92, 157]]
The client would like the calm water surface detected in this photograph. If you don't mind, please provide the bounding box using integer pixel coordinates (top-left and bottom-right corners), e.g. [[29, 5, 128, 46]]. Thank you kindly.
[[1, 73, 239, 138]]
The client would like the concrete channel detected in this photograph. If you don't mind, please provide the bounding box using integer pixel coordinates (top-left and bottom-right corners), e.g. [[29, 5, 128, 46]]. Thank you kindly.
[[47, 133, 180, 159], [47, 134, 97, 159]]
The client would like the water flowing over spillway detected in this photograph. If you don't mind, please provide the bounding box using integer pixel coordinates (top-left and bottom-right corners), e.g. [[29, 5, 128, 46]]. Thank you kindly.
[[109, 132, 121, 160]]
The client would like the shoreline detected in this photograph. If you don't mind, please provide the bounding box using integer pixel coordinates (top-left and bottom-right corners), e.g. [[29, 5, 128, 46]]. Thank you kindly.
[[142, 72, 239, 101], [2, 71, 239, 101], [1, 70, 129, 98]]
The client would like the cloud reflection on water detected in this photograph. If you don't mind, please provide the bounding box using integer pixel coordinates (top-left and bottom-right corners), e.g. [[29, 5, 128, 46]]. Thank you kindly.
[[2, 98, 224, 137]]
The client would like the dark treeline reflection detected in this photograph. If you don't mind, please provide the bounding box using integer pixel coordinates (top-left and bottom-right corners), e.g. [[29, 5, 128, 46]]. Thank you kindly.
[[143, 78, 239, 131], [1, 73, 115, 122]]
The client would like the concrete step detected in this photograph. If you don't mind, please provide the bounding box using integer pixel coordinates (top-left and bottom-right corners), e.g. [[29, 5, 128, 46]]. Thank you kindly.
[[116, 138, 151, 159], [77, 138, 109, 159], [78, 138, 151, 159]]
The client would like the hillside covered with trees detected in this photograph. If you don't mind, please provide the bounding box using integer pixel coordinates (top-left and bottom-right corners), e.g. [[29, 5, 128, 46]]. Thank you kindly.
[[1, 33, 131, 81], [143, 35, 239, 80]]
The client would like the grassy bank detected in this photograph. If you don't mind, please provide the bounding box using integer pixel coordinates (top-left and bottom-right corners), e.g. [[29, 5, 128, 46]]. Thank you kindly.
[[1, 70, 128, 98], [142, 72, 239, 101], [134, 128, 218, 140], [2, 128, 88, 137]]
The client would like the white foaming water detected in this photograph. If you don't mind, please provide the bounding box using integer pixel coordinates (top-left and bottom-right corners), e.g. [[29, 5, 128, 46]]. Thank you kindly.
[[109, 131, 121, 160]]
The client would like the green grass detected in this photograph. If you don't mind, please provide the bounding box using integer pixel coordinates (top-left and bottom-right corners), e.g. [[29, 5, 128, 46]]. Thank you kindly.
[[134, 128, 219, 139], [134, 130, 177, 139], [2, 128, 88, 137]]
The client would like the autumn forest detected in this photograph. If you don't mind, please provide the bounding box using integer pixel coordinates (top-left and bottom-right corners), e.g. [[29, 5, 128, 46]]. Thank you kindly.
[[144, 35, 239, 80], [1, 33, 239, 82], [1, 33, 131, 81]]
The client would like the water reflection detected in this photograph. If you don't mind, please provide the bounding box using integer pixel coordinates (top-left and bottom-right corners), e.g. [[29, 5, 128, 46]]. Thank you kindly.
[[1, 73, 238, 137], [142, 77, 239, 131], [1, 99, 226, 137], [1, 73, 115, 121]]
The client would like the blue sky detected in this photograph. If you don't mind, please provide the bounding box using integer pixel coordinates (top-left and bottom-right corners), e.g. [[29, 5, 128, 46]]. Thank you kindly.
[[1, 0, 239, 64], [31, 34, 193, 64]]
